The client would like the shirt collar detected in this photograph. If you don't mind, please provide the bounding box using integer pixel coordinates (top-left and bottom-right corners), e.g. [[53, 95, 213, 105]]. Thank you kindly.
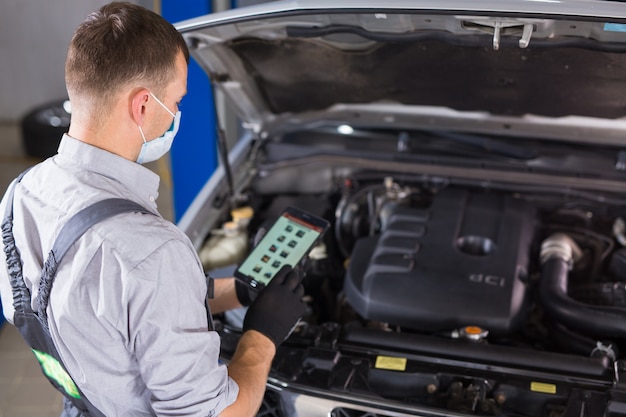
[[56, 135, 161, 209]]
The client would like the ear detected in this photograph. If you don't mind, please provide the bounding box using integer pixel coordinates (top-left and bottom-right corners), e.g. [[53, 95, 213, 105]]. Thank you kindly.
[[130, 88, 151, 126]]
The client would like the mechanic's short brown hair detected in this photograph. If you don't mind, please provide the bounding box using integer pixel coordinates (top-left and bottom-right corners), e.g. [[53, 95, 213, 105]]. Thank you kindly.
[[65, 2, 189, 104]]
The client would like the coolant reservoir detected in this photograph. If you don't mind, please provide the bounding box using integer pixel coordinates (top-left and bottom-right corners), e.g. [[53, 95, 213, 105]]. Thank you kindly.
[[199, 206, 253, 271]]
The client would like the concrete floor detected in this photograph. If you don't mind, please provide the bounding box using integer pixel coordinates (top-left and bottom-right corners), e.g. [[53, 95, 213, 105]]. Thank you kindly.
[[0, 123, 174, 416]]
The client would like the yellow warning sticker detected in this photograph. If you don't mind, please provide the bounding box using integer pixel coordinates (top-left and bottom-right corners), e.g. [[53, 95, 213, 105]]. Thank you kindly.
[[375, 356, 407, 371], [530, 381, 557, 394]]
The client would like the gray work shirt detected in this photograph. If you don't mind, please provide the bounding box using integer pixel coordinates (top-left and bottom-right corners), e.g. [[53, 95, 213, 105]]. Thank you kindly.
[[0, 135, 238, 416]]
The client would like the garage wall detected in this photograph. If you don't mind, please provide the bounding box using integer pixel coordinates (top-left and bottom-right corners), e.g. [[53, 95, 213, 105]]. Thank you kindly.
[[0, 0, 152, 123]]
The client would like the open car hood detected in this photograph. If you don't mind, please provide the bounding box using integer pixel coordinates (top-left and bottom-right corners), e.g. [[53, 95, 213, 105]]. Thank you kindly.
[[177, 0, 626, 145], [176, 5, 626, 416]]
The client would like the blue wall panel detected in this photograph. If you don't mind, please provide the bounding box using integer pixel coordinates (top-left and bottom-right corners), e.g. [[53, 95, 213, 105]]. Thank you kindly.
[[162, 1, 217, 221]]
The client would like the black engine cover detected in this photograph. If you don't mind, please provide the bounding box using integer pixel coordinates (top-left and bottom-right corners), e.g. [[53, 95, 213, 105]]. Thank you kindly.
[[345, 189, 536, 335]]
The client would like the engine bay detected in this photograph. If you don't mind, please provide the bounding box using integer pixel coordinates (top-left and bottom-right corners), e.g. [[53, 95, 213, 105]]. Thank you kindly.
[[226, 172, 626, 359], [203, 168, 626, 416]]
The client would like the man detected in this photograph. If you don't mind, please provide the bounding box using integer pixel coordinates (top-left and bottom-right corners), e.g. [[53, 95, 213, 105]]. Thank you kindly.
[[0, 2, 305, 416]]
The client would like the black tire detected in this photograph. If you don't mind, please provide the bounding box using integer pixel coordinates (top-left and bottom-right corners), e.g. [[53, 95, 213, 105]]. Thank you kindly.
[[21, 99, 71, 158]]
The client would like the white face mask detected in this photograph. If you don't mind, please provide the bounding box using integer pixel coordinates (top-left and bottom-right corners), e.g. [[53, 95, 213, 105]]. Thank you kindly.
[[136, 92, 181, 164]]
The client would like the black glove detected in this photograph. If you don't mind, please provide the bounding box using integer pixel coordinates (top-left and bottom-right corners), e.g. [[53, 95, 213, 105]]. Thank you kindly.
[[235, 279, 258, 306], [242, 265, 306, 346]]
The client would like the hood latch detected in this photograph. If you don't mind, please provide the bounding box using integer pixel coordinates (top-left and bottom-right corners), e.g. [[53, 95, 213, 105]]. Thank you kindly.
[[492, 21, 534, 50]]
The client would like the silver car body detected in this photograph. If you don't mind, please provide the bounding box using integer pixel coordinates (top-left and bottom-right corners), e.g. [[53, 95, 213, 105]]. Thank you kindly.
[[176, 2, 626, 416]]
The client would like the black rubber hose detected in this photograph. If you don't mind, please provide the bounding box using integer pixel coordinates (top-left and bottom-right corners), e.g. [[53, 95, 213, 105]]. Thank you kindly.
[[551, 322, 596, 356], [540, 255, 626, 339]]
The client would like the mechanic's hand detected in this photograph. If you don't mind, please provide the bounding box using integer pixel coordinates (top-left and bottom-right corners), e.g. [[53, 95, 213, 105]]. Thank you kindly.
[[242, 265, 306, 346]]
